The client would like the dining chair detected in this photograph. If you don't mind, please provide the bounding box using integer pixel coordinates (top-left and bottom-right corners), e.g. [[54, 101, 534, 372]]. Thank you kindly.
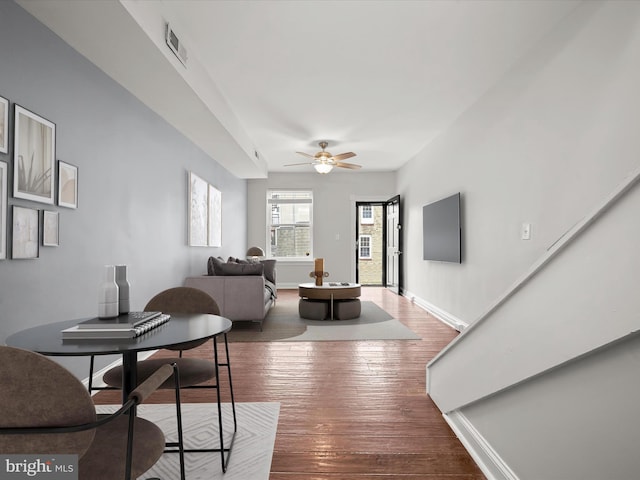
[[0, 345, 182, 480], [97, 286, 237, 473]]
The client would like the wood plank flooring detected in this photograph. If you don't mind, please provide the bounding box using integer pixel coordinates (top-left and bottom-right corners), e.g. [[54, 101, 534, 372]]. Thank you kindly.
[[94, 287, 485, 479]]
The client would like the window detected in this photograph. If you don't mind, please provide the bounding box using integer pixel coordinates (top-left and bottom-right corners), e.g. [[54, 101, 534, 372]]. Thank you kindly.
[[359, 235, 372, 259], [360, 205, 374, 224], [267, 190, 313, 259]]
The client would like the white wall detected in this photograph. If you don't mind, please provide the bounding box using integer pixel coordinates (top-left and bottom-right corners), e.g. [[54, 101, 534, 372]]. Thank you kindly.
[[458, 330, 640, 480], [429, 172, 640, 410], [248, 171, 396, 286], [398, 0, 640, 326], [401, 1, 640, 478]]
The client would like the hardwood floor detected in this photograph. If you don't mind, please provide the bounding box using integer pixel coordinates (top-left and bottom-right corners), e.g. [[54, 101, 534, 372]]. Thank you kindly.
[[94, 287, 485, 479]]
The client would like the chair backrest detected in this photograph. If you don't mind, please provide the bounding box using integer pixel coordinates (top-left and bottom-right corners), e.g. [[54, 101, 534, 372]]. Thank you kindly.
[[144, 286, 220, 351], [0, 346, 96, 455], [144, 286, 220, 315]]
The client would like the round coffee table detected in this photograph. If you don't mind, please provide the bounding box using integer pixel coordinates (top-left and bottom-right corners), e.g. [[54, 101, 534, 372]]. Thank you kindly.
[[298, 282, 361, 320]]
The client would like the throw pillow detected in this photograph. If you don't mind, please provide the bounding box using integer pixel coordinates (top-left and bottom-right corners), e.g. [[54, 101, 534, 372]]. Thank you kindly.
[[227, 256, 250, 264], [260, 259, 277, 284], [215, 261, 264, 276], [207, 256, 225, 275]]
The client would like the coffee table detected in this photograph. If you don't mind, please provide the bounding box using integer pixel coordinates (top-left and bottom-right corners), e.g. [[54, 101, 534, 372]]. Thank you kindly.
[[298, 282, 361, 320]]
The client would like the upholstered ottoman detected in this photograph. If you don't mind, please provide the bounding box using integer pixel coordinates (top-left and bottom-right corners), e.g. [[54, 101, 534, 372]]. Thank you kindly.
[[299, 298, 329, 320], [333, 298, 361, 320]]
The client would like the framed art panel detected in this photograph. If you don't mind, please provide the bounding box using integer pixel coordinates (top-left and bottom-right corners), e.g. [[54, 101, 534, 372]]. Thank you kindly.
[[13, 105, 56, 204], [58, 160, 78, 208], [12, 205, 39, 259], [188, 171, 208, 247], [0, 162, 7, 259], [208, 184, 222, 247], [0, 96, 8, 154], [43, 210, 59, 247]]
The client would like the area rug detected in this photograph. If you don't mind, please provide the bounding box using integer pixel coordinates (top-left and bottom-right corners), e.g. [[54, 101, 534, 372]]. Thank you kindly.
[[96, 402, 279, 480], [227, 300, 420, 342]]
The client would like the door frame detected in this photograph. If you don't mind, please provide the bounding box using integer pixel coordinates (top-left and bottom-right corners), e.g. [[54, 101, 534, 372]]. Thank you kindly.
[[355, 201, 385, 286], [350, 195, 403, 294], [384, 195, 403, 295]]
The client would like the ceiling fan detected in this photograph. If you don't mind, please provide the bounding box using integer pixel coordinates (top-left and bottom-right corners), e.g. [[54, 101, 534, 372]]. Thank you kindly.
[[285, 141, 362, 174]]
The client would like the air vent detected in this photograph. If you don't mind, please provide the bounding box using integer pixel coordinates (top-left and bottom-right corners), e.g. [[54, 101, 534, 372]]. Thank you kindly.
[[165, 23, 188, 66]]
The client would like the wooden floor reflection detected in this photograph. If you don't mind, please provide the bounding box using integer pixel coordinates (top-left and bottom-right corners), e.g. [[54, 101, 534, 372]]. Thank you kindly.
[[95, 287, 486, 479]]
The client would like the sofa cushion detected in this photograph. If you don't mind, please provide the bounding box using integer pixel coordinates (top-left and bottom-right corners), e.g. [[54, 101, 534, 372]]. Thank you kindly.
[[260, 259, 277, 284], [215, 261, 264, 276]]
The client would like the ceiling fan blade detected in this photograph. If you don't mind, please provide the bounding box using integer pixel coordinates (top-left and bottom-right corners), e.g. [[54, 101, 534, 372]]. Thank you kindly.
[[332, 152, 356, 161], [284, 162, 315, 167], [335, 161, 362, 170], [295, 151, 315, 159]]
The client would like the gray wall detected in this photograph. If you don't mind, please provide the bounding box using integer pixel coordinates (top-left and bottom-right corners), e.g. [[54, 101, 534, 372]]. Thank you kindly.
[[0, 2, 247, 378], [247, 171, 396, 286], [403, 1, 640, 478]]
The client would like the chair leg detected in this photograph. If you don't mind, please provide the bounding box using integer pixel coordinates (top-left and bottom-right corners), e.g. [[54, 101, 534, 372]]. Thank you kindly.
[[163, 335, 237, 473], [88, 355, 95, 394], [222, 333, 237, 434], [125, 406, 135, 480], [211, 334, 237, 473], [87, 355, 119, 394], [163, 372, 186, 480], [173, 364, 186, 480]]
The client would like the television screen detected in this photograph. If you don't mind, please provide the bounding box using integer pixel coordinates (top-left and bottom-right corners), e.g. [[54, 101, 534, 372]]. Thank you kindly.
[[422, 193, 461, 263]]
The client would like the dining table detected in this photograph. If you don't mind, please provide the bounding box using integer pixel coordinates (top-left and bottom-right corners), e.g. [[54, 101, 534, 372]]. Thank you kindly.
[[5, 312, 236, 474], [5, 313, 232, 402]]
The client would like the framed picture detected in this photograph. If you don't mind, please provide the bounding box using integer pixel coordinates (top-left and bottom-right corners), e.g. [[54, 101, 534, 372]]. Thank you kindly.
[[208, 184, 222, 247], [12, 205, 39, 259], [188, 171, 208, 246], [42, 210, 59, 247], [0, 162, 7, 259], [58, 160, 78, 208], [0, 96, 8, 154], [13, 105, 56, 204]]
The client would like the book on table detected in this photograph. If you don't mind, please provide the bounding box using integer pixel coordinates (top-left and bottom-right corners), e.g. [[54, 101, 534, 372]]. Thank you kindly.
[[61, 313, 171, 339], [76, 311, 162, 329]]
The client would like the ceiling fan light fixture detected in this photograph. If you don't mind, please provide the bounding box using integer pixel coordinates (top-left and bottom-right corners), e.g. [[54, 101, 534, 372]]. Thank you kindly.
[[286, 141, 360, 172], [314, 163, 333, 174]]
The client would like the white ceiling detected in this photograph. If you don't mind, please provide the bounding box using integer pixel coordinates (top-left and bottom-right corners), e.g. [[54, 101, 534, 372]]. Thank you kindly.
[[18, 0, 580, 178]]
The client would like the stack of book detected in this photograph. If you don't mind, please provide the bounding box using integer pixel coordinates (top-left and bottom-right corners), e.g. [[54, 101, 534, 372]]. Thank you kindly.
[[61, 311, 171, 340]]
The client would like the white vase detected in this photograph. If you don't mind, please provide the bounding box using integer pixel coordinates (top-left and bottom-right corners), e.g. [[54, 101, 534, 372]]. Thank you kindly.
[[98, 265, 119, 319], [115, 264, 130, 314]]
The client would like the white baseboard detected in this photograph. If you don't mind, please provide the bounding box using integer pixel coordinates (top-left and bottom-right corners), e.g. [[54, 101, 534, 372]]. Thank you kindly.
[[82, 350, 158, 395], [279, 286, 468, 333], [402, 289, 468, 331], [444, 410, 519, 480]]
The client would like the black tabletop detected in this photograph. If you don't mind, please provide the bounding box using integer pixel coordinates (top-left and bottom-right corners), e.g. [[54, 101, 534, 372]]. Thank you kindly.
[[5, 313, 232, 356]]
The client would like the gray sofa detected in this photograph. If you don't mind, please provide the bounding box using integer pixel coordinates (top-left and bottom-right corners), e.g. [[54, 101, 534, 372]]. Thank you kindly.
[[184, 256, 276, 328]]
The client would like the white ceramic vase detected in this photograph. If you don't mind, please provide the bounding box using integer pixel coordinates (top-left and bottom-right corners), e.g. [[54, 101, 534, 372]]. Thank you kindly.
[[115, 264, 130, 314], [98, 265, 119, 319]]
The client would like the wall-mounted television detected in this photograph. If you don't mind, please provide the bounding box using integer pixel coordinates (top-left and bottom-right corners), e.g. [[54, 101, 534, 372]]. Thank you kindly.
[[422, 192, 461, 263]]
